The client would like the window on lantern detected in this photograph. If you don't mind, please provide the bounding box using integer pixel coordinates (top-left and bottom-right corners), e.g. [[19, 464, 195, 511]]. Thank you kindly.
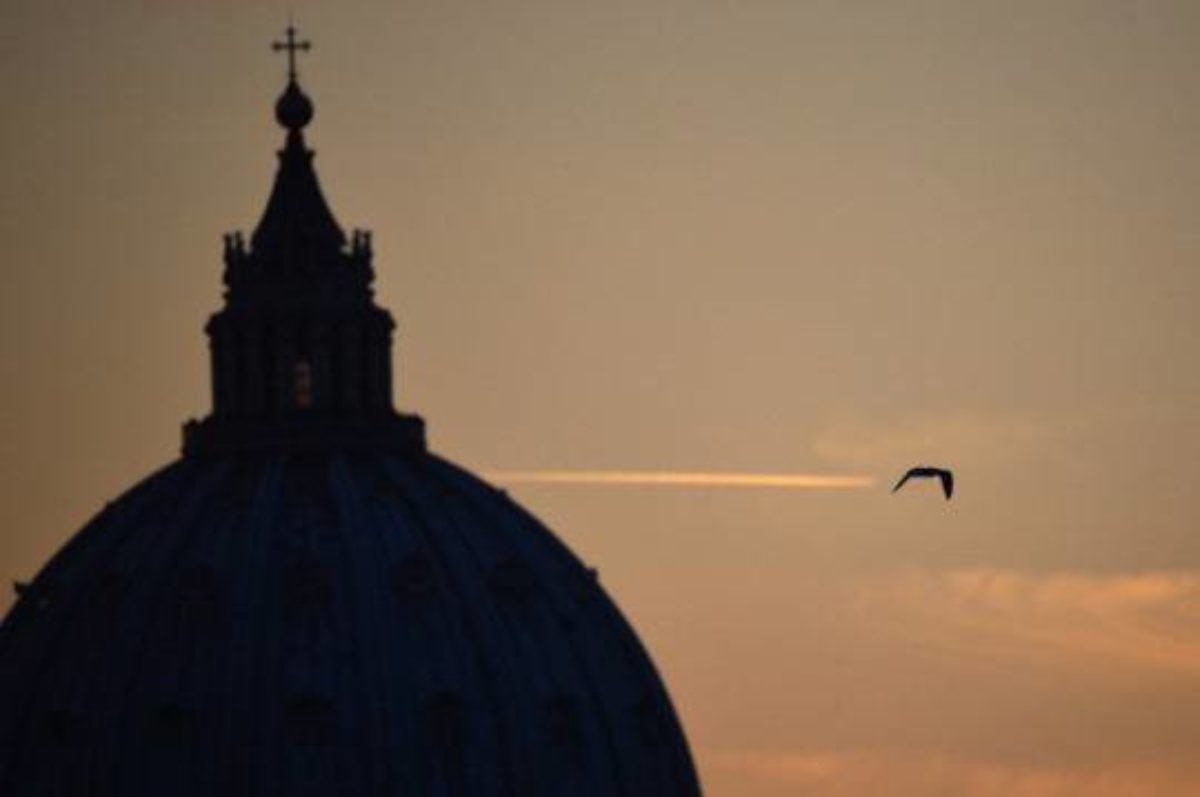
[[294, 360, 314, 409]]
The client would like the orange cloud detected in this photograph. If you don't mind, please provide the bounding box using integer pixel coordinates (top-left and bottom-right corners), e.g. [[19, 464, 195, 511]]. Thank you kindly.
[[706, 749, 1200, 797], [853, 569, 1200, 676]]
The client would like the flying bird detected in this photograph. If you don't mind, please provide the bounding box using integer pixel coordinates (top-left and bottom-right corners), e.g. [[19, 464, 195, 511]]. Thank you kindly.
[[892, 466, 954, 500]]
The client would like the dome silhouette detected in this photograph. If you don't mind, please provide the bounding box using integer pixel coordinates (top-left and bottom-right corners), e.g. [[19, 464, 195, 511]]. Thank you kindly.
[[0, 29, 700, 796]]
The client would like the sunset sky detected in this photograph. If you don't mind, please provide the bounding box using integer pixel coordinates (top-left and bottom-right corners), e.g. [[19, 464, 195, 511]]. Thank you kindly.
[[4, 2, 1200, 793]]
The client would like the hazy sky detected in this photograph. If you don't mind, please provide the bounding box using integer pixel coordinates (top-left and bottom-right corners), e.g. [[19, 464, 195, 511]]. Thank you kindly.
[[4, 2, 1200, 793]]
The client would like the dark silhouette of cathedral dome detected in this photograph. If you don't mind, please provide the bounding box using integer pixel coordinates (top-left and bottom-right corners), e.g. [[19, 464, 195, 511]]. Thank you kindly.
[[0, 29, 700, 796]]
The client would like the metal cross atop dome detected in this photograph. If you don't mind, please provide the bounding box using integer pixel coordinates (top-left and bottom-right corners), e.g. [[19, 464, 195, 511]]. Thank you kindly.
[[272, 24, 311, 82]]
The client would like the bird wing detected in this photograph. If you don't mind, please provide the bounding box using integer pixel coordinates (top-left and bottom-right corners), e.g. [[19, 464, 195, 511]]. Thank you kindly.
[[892, 471, 913, 493], [940, 470, 954, 499]]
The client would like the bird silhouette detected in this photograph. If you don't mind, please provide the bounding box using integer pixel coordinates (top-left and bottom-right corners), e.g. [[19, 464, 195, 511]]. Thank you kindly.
[[892, 466, 954, 500]]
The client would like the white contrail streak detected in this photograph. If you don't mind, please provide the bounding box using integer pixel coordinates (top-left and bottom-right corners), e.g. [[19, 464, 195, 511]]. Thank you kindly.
[[484, 470, 876, 490]]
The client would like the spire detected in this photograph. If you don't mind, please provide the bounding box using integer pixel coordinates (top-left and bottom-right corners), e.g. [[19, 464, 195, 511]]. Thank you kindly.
[[250, 124, 346, 256], [183, 25, 425, 457], [252, 24, 345, 260]]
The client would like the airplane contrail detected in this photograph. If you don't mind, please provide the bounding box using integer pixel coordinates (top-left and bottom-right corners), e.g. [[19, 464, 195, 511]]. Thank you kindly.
[[484, 470, 876, 490]]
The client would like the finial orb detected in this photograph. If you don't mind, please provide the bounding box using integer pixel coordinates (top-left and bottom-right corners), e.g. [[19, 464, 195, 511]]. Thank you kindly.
[[275, 80, 314, 130]]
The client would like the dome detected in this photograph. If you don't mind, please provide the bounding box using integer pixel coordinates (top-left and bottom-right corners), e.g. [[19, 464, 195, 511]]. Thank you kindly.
[[0, 451, 698, 795], [0, 27, 700, 796]]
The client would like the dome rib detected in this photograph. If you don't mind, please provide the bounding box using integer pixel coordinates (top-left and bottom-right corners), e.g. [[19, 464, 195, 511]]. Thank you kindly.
[[382, 456, 535, 794], [434, 463, 629, 794], [221, 456, 286, 794], [349, 458, 437, 795], [111, 460, 237, 793]]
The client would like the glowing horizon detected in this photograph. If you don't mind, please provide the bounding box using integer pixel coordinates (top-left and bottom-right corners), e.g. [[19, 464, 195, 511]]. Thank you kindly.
[[483, 470, 877, 490]]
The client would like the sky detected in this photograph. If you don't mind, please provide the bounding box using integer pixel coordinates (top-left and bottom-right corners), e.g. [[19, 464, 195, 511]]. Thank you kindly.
[[3, 1, 1200, 793]]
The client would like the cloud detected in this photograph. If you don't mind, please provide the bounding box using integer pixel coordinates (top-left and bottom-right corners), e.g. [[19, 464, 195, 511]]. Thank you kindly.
[[852, 569, 1200, 676], [705, 749, 1200, 797]]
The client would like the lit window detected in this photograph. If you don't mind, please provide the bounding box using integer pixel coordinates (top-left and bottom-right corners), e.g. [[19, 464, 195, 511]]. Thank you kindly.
[[294, 360, 313, 409]]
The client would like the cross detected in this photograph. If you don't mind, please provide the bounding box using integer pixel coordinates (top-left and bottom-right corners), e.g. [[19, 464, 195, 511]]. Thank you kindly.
[[272, 24, 311, 82]]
